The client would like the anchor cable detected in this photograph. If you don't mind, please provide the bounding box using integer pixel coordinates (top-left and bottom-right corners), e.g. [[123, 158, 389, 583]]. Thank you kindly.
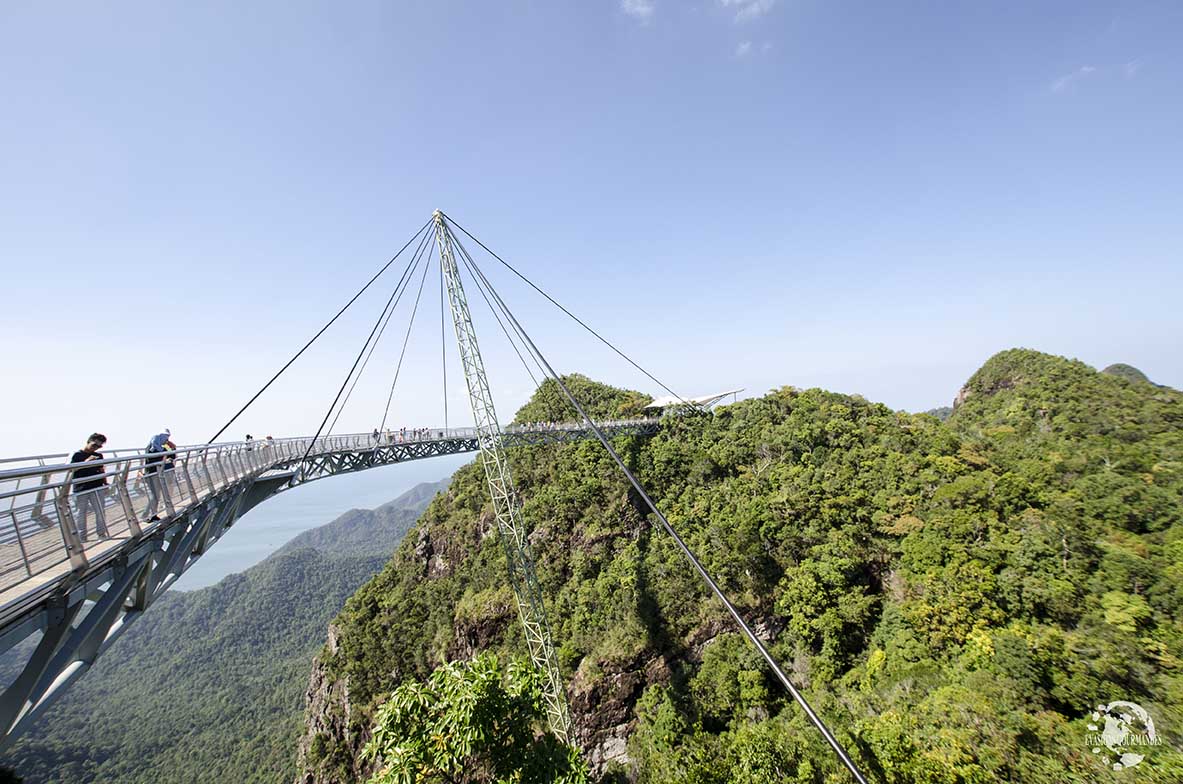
[[297, 234, 425, 471], [446, 225, 871, 784], [441, 212, 691, 407], [456, 246, 543, 390], [440, 248, 449, 431], [208, 218, 432, 443], [379, 232, 438, 434], [327, 228, 434, 435]]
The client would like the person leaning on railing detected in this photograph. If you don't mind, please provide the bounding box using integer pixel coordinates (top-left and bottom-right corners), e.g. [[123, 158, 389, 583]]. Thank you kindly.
[[70, 433, 110, 540], [142, 429, 175, 522]]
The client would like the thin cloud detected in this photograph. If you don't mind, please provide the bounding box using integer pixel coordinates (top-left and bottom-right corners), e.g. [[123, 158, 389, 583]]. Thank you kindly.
[[721, 0, 776, 22], [621, 0, 656, 21], [1124, 58, 1144, 78], [1051, 65, 1097, 93], [734, 40, 773, 58]]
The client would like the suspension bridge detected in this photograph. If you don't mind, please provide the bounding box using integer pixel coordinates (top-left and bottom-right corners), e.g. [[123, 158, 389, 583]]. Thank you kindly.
[[0, 421, 657, 745], [0, 212, 870, 783]]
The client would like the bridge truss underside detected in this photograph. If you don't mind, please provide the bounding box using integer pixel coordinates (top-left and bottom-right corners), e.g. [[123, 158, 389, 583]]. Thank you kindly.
[[0, 422, 656, 750]]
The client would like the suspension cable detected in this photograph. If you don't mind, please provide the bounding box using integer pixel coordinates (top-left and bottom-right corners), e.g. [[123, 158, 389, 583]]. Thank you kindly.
[[453, 235, 555, 399], [327, 228, 433, 435], [208, 218, 432, 443], [379, 232, 438, 434], [439, 248, 448, 431], [453, 234, 564, 400], [445, 225, 871, 784], [297, 237, 425, 471], [441, 212, 691, 407], [456, 245, 542, 390]]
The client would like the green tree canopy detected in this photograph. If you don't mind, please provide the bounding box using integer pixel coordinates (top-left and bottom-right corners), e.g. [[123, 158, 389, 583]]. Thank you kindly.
[[362, 654, 589, 784]]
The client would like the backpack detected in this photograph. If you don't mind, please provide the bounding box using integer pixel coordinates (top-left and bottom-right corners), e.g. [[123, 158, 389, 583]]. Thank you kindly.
[[145, 439, 164, 471]]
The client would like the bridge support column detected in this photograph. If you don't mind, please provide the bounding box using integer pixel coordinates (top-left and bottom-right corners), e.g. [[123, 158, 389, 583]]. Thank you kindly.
[[0, 600, 81, 739], [2, 561, 144, 744], [434, 212, 573, 743]]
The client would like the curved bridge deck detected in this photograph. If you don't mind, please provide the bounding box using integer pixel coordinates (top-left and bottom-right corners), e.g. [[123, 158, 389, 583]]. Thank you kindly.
[[0, 420, 658, 746]]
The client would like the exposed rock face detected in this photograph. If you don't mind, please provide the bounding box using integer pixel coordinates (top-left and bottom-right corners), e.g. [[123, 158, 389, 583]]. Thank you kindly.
[[448, 598, 514, 661], [413, 510, 487, 581], [295, 625, 368, 784], [569, 652, 673, 775], [294, 516, 789, 783], [296, 635, 670, 783], [953, 376, 1015, 409], [952, 384, 970, 409], [414, 525, 454, 579]]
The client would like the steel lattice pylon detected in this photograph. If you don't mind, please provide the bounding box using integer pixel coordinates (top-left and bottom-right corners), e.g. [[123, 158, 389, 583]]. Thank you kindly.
[[433, 211, 574, 742]]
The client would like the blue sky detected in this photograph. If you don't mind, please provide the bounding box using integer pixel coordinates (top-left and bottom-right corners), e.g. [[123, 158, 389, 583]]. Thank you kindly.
[[2, 0, 1180, 455]]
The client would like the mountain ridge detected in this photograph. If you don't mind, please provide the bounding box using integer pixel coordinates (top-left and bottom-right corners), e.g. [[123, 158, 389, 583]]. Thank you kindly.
[[295, 349, 1183, 783], [276, 479, 451, 558]]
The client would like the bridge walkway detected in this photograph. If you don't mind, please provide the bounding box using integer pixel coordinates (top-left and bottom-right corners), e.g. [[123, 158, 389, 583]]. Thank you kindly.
[[0, 420, 659, 746], [0, 422, 658, 627]]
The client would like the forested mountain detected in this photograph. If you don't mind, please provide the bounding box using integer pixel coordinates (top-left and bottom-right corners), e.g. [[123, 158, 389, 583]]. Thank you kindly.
[[1102, 363, 1153, 385], [277, 479, 451, 558], [922, 406, 952, 421], [0, 481, 446, 784], [296, 353, 1182, 783]]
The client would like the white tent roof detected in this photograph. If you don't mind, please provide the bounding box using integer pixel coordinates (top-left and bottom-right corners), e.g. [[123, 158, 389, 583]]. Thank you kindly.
[[644, 389, 744, 409]]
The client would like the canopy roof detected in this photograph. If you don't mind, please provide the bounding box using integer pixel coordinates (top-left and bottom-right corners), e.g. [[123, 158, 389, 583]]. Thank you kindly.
[[644, 389, 744, 409]]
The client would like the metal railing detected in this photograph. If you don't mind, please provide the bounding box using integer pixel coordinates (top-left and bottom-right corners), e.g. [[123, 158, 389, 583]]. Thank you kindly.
[[0, 420, 658, 600]]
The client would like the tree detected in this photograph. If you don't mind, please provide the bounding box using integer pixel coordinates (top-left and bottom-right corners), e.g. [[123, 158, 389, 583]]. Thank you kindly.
[[362, 654, 588, 784]]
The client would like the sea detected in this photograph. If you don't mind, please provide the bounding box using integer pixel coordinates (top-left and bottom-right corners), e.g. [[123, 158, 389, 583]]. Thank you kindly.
[[172, 454, 473, 590]]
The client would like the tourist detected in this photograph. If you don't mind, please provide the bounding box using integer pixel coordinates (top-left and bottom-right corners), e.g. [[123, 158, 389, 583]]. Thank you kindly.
[[143, 429, 175, 521], [70, 433, 109, 540]]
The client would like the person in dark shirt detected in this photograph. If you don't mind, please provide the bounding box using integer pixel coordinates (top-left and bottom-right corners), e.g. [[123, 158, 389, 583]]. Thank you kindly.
[[70, 433, 109, 540]]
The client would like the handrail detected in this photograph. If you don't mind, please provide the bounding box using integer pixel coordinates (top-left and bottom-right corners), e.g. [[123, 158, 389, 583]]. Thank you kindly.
[[0, 419, 661, 607], [0, 420, 658, 478]]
